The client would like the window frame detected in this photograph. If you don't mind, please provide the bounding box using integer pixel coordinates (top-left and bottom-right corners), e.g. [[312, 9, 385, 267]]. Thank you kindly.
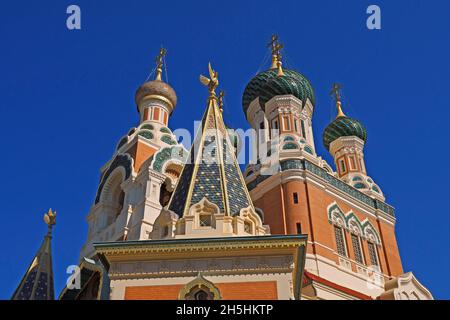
[[283, 116, 291, 131], [293, 192, 299, 204], [351, 233, 365, 264], [368, 241, 380, 267], [334, 225, 348, 257]]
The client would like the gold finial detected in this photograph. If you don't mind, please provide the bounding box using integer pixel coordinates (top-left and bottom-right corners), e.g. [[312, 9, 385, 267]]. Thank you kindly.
[[155, 47, 167, 81], [330, 83, 346, 118], [268, 34, 284, 75], [199, 62, 219, 98], [43, 208, 56, 235], [218, 90, 225, 112]]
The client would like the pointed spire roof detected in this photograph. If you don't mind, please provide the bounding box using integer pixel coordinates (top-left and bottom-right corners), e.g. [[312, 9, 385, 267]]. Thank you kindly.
[[12, 209, 56, 300], [168, 63, 254, 217]]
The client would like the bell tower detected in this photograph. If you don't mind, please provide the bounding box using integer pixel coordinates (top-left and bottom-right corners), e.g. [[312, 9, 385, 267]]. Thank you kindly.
[[80, 49, 187, 259], [324, 84, 384, 200]]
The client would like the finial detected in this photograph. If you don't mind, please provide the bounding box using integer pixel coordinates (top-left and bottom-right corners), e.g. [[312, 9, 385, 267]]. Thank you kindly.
[[43, 208, 56, 235], [199, 62, 219, 99], [155, 47, 167, 81], [330, 83, 346, 118], [218, 90, 225, 112], [268, 34, 284, 73]]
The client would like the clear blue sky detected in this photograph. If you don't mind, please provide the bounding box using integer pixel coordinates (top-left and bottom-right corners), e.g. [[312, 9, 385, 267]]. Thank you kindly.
[[0, 0, 448, 299]]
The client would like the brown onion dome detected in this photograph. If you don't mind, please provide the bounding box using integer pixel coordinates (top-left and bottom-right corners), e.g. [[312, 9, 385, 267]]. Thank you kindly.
[[135, 79, 177, 114]]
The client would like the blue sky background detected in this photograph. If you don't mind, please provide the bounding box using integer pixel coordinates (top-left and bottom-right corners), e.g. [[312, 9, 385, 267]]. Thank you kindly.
[[0, 0, 448, 299]]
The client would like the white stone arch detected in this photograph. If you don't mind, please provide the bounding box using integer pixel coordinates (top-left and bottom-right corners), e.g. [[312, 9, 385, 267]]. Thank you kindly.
[[327, 202, 346, 228], [99, 167, 126, 228], [178, 273, 222, 300], [238, 206, 265, 235], [188, 197, 220, 229], [361, 219, 382, 245], [346, 212, 364, 236], [161, 159, 184, 186], [100, 166, 126, 204], [255, 207, 265, 222]]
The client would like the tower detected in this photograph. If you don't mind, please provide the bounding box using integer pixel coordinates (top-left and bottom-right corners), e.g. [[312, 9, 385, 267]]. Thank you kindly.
[[12, 209, 56, 300], [79, 49, 188, 259], [243, 36, 432, 300], [324, 84, 384, 200]]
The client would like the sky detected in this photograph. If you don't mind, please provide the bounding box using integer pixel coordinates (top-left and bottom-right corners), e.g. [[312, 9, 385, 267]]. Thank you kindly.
[[0, 0, 449, 299]]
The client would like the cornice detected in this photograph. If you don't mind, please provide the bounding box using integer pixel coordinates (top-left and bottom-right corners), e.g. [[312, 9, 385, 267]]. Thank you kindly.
[[95, 235, 307, 260]]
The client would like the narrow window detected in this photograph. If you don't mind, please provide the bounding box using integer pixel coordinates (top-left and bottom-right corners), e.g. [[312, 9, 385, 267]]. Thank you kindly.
[[244, 221, 252, 234], [294, 119, 299, 133], [296, 223, 302, 234], [349, 156, 357, 170], [351, 234, 364, 264], [283, 116, 291, 131], [300, 120, 306, 138], [368, 242, 379, 267], [339, 159, 347, 174], [334, 226, 347, 257], [293, 192, 299, 204]]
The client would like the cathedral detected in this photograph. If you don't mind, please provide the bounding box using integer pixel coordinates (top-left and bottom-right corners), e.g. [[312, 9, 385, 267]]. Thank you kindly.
[[13, 36, 433, 300]]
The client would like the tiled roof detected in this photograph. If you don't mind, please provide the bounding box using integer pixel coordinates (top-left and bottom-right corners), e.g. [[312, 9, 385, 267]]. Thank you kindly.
[[168, 95, 253, 217]]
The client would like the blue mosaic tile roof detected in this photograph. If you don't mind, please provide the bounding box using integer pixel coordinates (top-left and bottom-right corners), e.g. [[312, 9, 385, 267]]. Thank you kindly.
[[168, 98, 253, 217], [12, 235, 55, 300]]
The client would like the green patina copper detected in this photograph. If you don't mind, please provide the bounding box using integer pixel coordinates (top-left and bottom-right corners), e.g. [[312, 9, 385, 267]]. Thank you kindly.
[[323, 116, 367, 151], [242, 69, 315, 117]]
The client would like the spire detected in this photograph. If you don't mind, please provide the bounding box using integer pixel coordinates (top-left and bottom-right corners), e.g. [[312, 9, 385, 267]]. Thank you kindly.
[[168, 63, 254, 217], [155, 47, 167, 81], [330, 83, 346, 118], [12, 209, 56, 300], [268, 34, 284, 76]]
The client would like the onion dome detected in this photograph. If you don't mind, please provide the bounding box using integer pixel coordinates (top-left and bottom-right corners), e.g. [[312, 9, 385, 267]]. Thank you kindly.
[[135, 48, 177, 114], [242, 68, 315, 116], [135, 80, 177, 113], [323, 116, 367, 151], [324, 84, 367, 151]]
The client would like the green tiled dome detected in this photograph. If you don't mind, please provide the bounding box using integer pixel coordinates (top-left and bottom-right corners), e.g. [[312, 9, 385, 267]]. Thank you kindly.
[[323, 116, 367, 151], [242, 69, 315, 117]]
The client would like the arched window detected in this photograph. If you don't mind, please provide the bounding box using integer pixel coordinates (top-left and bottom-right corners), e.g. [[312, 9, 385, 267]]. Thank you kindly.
[[185, 286, 215, 300], [351, 234, 365, 264], [179, 273, 221, 300], [334, 225, 348, 257], [367, 241, 380, 267]]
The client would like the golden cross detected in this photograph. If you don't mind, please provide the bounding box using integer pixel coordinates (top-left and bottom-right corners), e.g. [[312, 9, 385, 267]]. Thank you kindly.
[[330, 83, 342, 103], [268, 35, 284, 71], [155, 47, 167, 81], [330, 83, 346, 118]]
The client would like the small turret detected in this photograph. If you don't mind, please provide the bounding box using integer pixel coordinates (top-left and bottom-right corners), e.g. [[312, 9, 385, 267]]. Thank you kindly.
[[135, 48, 177, 125], [323, 84, 384, 199]]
